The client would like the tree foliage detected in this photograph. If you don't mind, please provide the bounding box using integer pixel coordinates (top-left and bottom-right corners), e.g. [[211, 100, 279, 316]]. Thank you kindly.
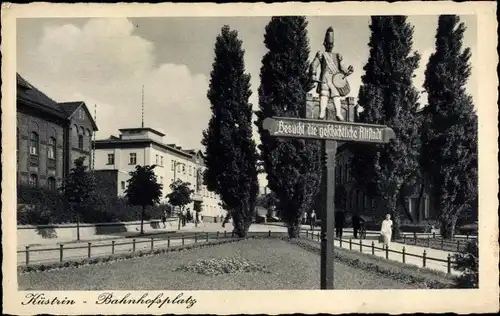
[[125, 165, 163, 234], [202, 25, 259, 237], [349, 16, 421, 239], [453, 240, 478, 288], [166, 179, 194, 210], [255, 16, 322, 238], [421, 15, 478, 239]]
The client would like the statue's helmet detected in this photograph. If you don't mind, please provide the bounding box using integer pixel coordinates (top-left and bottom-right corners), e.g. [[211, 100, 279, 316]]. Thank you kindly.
[[323, 27, 334, 47]]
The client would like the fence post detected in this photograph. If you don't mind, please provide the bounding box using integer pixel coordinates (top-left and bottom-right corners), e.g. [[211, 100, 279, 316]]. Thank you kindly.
[[168, 236, 171, 248], [182, 236, 185, 246], [402, 246, 406, 263], [231, 231, 234, 238], [427, 235, 431, 248], [403, 234, 406, 244], [433, 232, 436, 239], [25, 246, 30, 265], [224, 231, 227, 238], [385, 245, 389, 259], [195, 234, 198, 243], [371, 241, 375, 255], [112, 241, 115, 255], [216, 231, 219, 240], [59, 244, 64, 262], [466, 233, 469, 240], [206, 232, 209, 242], [414, 232, 417, 244], [268, 230, 271, 237], [447, 254, 452, 274], [457, 240, 460, 252], [441, 238, 444, 250], [317, 232, 320, 241], [359, 239, 363, 252], [349, 239, 352, 250], [340, 238, 343, 248], [132, 239, 136, 253], [88, 242, 92, 258], [423, 250, 427, 268], [306, 230, 309, 238], [150, 238, 154, 251]]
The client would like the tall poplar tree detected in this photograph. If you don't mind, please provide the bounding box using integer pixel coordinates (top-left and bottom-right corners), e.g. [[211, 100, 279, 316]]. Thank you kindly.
[[256, 16, 322, 238], [349, 16, 421, 239], [202, 25, 259, 238], [422, 15, 478, 239]]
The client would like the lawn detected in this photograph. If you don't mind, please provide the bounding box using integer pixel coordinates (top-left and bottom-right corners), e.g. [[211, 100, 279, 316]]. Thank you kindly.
[[19, 239, 426, 290]]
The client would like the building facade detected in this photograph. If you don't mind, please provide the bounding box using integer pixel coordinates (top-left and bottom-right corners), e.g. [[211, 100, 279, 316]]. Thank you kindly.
[[93, 127, 224, 221], [16, 74, 98, 190], [305, 93, 435, 223]]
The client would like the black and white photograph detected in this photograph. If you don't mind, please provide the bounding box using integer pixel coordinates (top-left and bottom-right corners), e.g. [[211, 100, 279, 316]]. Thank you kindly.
[[2, 2, 498, 315]]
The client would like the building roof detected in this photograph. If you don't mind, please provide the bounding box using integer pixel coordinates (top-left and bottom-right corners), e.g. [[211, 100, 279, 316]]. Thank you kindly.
[[119, 127, 166, 137], [94, 138, 195, 159], [17, 73, 99, 131]]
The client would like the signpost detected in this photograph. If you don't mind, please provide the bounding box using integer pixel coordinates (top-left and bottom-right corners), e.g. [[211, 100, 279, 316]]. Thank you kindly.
[[262, 116, 395, 289]]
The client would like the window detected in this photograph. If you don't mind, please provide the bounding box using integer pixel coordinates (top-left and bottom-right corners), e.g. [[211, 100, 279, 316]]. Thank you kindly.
[[78, 108, 85, 120], [107, 153, 115, 165], [48, 137, 56, 160], [161, 156, 164, 166], [78, 135, 84, 150], [129, 153, 137, 165], [182, 165, 186, 174], [29, 174, 38, 187], [156, 154, 159, 165], [189, 166, 192, 176], [121, 181, 126, 190], [30, 132, 39, 155], [48, 177, 56, 190]]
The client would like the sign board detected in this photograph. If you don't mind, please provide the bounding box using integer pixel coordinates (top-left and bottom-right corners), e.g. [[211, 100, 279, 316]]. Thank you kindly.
[[262, 117, 395, 144]]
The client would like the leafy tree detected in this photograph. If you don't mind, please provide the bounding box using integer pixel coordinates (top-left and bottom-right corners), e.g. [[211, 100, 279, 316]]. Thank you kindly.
[[255, 16, 322, 238], [202, 25, 259, 237], [421, 15, 478, 239], [453, 240, 478, 288], [349, 16, 421, 239], [60, 157, 97, 240], [125, 165, 163, 234], [166, 179, 194, 214]]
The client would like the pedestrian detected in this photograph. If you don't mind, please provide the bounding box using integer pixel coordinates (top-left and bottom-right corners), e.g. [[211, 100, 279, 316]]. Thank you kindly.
[[352, 213, 360, 239], [310, 210, 316, 230], [161, 212, 167, 228], [380, 213, 393, 248], [335, 210, 345, 239], [222, 212, 230, 228], [302, 211, 308, 225], [181, 208, 186, 226]]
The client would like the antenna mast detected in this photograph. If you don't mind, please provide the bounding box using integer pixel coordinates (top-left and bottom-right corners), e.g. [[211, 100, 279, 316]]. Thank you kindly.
[[92, 104, 97, 170], [141, 85, 144, 128]]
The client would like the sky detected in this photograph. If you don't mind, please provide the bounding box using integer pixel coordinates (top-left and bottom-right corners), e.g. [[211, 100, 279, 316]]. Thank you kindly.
[[17, 15, 477, 185]]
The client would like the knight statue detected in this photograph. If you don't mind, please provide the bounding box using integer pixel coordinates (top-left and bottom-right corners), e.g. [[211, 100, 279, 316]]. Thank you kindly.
[[309, 27, 354, 120]]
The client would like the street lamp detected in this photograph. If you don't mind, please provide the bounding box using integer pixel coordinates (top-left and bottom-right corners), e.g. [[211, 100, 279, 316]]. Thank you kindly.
[[173, 160, 187, 229]]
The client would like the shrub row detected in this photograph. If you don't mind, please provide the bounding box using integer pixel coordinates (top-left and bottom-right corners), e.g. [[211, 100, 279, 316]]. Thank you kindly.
[[288, 238, 457, 289], [18, 237, 242, 274], [17, 185, 171, 225]]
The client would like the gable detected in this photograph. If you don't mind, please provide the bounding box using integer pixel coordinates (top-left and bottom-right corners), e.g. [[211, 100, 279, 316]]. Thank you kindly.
[[62, 102, 98, 131]]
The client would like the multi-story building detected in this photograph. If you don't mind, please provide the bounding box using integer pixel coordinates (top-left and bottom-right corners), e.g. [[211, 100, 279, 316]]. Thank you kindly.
[[16, 73, 98, 190], [305, 93, 436, 222], [93, 127, 224, 221]]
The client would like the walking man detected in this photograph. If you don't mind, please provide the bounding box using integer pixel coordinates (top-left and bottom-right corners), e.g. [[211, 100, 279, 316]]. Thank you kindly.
[[335, 210, 345, 239], [310, 210, 317, 230], [352, 213, 360, 239], [302, 211, 308, 225]]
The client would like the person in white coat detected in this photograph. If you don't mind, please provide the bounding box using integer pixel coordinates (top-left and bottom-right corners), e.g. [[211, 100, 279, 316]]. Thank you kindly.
[[380, 214, 393, 248]]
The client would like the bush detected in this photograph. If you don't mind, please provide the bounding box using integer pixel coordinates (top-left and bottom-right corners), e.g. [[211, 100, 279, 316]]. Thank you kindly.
[[17, 185, 171, 225], [453, 240, 478, 288]]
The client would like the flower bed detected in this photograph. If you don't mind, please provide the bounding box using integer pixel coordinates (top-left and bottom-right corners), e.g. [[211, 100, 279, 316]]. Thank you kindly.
[[174, 257, 271, 276]]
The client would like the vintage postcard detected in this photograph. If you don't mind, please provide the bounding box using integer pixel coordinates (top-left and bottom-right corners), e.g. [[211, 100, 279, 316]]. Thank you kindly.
[[2, 1, 499, 314]]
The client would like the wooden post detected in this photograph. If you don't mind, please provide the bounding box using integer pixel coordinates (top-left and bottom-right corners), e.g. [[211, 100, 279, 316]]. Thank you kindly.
[[402, 246, 406, 263], [268, 230, 271, 237], [320, 140, 336, 290], [427, 235, 431, 248], [457, 240, 461, 252], [414, 232, 417, 244], [423, 250, 427, 268], [403, 234, 406, 244], [150, 238, 154, 250], [340, 238, 343, 248], [359, 239, 363, 252], [59, 244, 64, 262], [206, 232, 209, 242], [195, 234, 198, 243], [88, 242, 92, 258], [385, 245, 389, 259], [25, 246, 30, 265], [371, 241, 375, 255], [216, 231, 219, 240], [441, 238, 444, 250], [182, 236, 185, 246], [349, 238, 352, 250], [224, 231, 227, 238], [168, 236, 171, 248], [433, 232, 436, 239], [306, 230, 309, 238], [132, 239, 136, 253], [111, 240, 115, 254]]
